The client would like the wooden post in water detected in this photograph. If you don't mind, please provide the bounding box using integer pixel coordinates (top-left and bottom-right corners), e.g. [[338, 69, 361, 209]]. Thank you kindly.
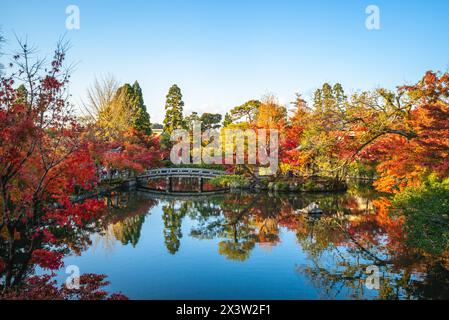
[[198, 177, 203, 193]]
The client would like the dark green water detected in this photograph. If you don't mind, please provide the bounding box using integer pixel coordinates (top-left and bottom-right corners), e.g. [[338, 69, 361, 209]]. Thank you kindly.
[[53, 188, 449, 299]]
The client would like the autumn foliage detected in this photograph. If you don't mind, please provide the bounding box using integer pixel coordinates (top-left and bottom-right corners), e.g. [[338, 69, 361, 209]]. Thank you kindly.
[[0, 40, 131, 299], [1, 29, 448, 299], [371, 72, 449, 192]]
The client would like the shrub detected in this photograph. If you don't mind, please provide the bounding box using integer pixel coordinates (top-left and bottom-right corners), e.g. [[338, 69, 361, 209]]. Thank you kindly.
[[392, 174, 449, 255], [210, 174, 249, 188]]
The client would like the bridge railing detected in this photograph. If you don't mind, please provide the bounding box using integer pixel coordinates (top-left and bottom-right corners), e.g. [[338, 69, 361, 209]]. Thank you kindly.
[[140, 167, 225, 178], [99, 167, 227, 183]]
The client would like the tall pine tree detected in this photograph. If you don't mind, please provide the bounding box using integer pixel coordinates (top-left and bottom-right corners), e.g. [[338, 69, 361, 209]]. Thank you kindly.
[[131, 81, 152, 135], [163, 84, 184, 134]]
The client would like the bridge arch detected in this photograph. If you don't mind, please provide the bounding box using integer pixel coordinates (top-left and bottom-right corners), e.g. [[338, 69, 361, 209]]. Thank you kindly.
[[137, 167, 227, 193]]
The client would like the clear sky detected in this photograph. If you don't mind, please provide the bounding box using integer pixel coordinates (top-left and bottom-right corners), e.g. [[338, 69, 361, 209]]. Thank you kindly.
[[1, 0, 449, 123]]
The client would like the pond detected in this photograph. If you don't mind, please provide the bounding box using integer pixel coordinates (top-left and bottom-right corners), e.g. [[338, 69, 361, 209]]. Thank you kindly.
[[50, 188, 449, 300]]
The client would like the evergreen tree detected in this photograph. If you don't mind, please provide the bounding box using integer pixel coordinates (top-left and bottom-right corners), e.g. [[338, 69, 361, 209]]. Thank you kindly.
[[333, 83, 347, 107], [313, 88, 323, 112], [184, 112, 222, 130], [15, 84, 28, 105], [131, 81, 152, 135], [163, 84, 184, 134], [313, 83, 346, 114], [228, 99, 260, 123], [223, 112, 232, 127], [200, 113, 222, 130], [321, 83, 334, 112], [184, 111, 200, 130], [98, 81, 152, 137]]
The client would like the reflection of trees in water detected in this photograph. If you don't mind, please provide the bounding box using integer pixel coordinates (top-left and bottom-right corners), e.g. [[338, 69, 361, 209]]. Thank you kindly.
[[12, 188, 447, 299], [113, 215, 146, 247], [405, 263, 449, 299], [296, 241, 449, 299], [93, 191, 157, 253], [191, 192, 373, 261], [0, 190, 157, 291], [218, 241, 256, 262], [156, 190, 449, 299], [173, 192, 378, 262], [146, 177, 220, 192], [183, 193, 296, 260], [217, 195, 261, 261], [162, 201, 189, 254], [160, 198, 225, 254], [295, 215, 384, 299], [293, 203, 449, 299], [0, 205, 101, 292]]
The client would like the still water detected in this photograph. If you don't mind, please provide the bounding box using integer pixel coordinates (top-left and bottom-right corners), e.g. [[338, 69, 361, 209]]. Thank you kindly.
[[54, 188, 449, 300]]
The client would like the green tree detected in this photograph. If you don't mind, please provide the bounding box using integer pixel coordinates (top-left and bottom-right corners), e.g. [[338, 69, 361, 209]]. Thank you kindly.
[[151, 123, 164, 129], [223, 112, 232, 127], [313, 83, 346, 123], [97, 81, 151, 137], [393, 175, 449, 255], [163, 84, 184, 134], [183, 111, 200, 130], [15, 84, 28, 105], [131, 81, 152, 135], [200, 112, 222, 130], [185, 112, 222, 130], [298, 83, 348, 180], [228, 99, 261, 123]]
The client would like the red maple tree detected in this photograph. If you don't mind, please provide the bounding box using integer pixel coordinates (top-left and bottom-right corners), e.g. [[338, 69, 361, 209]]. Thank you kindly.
[[0, 39, 126, 299]]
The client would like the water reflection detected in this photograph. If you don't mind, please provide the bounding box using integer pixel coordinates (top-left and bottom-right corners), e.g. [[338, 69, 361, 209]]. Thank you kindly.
[[164, 191, 378, 260], [93, 192, 158, 253], [144, 177, 222, 193], [89, 188, 449, 299], [3, 187, 448, 299]]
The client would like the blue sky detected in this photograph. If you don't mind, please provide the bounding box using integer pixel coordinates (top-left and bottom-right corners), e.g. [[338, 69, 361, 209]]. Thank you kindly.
[[1, 0, 449, 122]]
